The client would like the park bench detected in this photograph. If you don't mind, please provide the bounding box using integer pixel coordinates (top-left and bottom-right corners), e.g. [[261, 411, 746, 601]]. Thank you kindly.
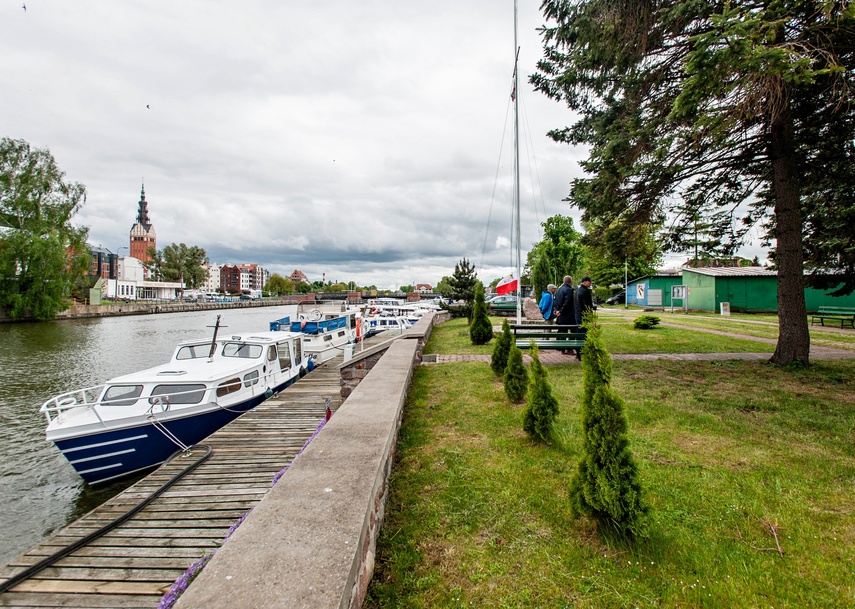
[[810, 306, 855, 329], [509, 324, 587, 350]]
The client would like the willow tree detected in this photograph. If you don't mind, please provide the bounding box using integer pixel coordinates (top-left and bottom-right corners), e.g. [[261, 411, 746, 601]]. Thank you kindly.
[[533, 0, 855, 365]]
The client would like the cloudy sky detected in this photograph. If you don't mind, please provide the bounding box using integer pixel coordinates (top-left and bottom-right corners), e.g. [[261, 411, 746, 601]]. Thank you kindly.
[[2, 1, 765, 290]]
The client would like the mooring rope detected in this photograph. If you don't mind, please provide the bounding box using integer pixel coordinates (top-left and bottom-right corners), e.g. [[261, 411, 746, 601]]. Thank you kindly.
[[0, 444, 213, 594]]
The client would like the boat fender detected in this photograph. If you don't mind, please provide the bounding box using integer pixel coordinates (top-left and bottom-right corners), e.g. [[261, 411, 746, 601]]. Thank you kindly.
[[299, 366, 307, 378], [264, 388, 273, 399], [307, 358, 315, 372]]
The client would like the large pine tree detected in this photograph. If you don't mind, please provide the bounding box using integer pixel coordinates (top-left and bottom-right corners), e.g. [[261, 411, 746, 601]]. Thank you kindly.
[[533, 0, 855, 364]]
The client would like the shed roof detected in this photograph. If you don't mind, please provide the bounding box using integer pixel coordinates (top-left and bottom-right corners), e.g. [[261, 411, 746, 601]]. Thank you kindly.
[[683, 266, 777, 277]]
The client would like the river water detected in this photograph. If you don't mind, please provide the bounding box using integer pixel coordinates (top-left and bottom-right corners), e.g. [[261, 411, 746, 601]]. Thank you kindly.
[[0, 305, 297, 564]]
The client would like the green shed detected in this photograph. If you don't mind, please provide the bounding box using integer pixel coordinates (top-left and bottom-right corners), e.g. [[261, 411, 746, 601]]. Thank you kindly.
[[681, 267, 855, 312], [625, 273, 684, 307]]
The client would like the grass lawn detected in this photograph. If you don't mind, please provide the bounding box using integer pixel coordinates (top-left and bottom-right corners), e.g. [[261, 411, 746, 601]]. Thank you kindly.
[[364, 320, 855, 608], [429, 316, 777, 356]]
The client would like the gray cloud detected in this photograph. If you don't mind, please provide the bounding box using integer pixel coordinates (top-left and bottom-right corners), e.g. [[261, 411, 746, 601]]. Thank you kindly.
[[3, 0, 596, 289]]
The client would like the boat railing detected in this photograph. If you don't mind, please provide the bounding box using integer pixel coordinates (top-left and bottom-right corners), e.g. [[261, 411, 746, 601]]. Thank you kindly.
[[40, 385, 108, 426]]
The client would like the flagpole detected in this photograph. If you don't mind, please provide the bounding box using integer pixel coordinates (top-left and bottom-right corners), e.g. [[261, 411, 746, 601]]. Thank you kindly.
[[513, 0, 521, 325]]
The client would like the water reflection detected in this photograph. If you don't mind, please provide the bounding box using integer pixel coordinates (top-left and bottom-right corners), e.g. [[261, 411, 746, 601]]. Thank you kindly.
[[0, 305, 296, 564]]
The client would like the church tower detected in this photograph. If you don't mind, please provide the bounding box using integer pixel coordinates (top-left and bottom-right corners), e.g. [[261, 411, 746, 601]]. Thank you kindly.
[[129, 182, 157, 263]]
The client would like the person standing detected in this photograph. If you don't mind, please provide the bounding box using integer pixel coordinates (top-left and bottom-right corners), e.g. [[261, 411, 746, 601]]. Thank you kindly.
[[538, 283, 557, 323], [553, 275, 579, 357], [575, 276, 595, 325]]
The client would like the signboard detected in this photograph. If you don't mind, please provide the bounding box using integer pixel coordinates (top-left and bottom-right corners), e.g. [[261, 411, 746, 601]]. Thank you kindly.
[[636, 284, 645, 301], [670, 285, 688, 313]]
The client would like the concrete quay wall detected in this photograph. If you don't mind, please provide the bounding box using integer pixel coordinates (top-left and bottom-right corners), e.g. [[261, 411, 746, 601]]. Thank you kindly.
[[175, 310, 448, 609]]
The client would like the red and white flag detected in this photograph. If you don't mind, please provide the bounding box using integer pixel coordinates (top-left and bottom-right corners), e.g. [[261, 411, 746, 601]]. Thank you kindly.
[[496, 273, 518, 295]]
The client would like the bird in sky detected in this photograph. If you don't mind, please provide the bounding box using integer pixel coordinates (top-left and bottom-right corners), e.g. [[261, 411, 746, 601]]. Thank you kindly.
[[22, 3, 26, 11], [146, 104, 150, 109]]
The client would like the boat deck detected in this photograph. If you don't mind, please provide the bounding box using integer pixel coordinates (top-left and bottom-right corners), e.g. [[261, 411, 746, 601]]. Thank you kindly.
[[0, 360, 345, 608]]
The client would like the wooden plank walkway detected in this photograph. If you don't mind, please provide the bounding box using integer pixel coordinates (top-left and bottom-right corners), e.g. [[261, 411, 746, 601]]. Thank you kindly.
[[0, 360, 344, 608]]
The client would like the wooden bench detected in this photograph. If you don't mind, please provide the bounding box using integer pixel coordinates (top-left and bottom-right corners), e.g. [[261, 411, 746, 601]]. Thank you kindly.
[[810, 306, 855, 329], [509, 324, 587, 350]]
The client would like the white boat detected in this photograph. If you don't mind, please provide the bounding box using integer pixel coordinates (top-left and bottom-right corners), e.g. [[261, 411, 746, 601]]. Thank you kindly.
[[363, 313, 412, 336], [40, 319, 308, 485], [270, 306, 364, 363]]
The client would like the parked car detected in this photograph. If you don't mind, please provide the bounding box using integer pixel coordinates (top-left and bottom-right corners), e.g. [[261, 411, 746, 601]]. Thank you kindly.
[[488, 295, 521, 312], [605, 290, 626, 305]]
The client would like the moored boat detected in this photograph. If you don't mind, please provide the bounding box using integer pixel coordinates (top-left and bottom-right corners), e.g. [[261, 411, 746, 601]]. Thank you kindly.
[[269, 306, 365, 363], [40, 320, 307, 485]]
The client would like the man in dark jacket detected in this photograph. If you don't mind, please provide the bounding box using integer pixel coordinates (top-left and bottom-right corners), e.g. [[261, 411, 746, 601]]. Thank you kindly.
[[553, 275, 578, 357], [575, 276, 595, 325]]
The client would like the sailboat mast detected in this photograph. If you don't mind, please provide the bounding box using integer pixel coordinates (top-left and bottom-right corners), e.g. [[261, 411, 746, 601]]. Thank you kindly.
[[513, 0, 522, 325]]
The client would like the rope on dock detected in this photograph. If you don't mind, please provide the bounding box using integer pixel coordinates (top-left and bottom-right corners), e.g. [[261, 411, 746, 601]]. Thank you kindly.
[[0, 444, 214, 594]]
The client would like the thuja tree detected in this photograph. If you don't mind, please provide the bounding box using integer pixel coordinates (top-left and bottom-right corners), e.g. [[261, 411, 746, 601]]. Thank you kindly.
[[490, 319, 512, 375], [503, 342, 528, 403], [469, 284, 493, 345], [522, 344, 559, 443], [569, 321, 649, 539]]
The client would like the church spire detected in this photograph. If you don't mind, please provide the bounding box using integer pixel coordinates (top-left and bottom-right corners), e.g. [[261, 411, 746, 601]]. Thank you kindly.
[[136, 180, 152, 230]]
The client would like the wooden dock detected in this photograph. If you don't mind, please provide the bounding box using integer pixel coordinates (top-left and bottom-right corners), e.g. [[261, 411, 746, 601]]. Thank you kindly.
[[0, 361, 344, 608]]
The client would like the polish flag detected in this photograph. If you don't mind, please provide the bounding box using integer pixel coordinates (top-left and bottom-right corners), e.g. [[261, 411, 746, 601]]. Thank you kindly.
[[496, 273, 518, 295]]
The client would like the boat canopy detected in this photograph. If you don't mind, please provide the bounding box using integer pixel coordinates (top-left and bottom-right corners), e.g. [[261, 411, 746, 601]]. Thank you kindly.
[[269, 317, 291, 331], [291, 316, 347, 334]]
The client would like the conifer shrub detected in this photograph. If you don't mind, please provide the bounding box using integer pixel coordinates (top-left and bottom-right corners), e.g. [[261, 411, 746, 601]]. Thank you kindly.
[[522, 344, 559, 443], [469, 285, 494, 345], [633, 314, 661, 329], [503, 342, 528, 403], [490, 319, 512, 376], [569, 320, 650, 539]]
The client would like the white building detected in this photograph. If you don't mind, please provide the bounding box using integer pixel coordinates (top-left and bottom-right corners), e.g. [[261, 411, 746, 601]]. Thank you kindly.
[[104, 256, 183, 301], [202, 262, 222, 293]]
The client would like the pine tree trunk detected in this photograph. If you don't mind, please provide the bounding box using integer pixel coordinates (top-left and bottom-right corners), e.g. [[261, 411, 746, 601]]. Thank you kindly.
[[768, 98, 810, 365]]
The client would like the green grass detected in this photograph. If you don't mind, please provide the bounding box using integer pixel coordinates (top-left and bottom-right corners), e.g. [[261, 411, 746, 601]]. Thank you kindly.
[[427, 317, 777, 355], [365, 323, 855, 608]]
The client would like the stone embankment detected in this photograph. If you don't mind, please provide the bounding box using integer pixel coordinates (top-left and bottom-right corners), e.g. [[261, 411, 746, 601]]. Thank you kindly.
[[0, 296, 319, 323]]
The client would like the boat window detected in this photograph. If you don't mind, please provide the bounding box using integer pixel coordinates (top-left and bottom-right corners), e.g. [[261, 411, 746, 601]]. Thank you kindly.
[[323, 335, 333, 342], [222, 343, 263, 359], [267, 345, 277, 362], [151, 384, 206, 404], [294, 339, 302, 363], [277, 342, 292, 370], [338, 331, 346, 338], [102, 385, 143, 406], [175, 344, 211, 360], [243, 370, 259, 387], [216, 378, 242, 397]]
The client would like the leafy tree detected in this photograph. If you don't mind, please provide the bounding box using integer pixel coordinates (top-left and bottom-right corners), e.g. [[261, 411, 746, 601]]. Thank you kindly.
[[569, 320, 649, 539], [148, 243, 207, 289], [522, 344, 559, 443], [469, 284, 493, 345], [0, 138, 90, 319], [265, 273, 294, 295], [503, 342, 528, 403], [533, 0, 855, 364], [490, 319, 513, 375], [298, 281, 312, 294], [448, 257, 478, 302], [399, 285, 414, 293], [434, 276, 453, 297], [582, 219, 661, 289], [525, 215, 585, 291]]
